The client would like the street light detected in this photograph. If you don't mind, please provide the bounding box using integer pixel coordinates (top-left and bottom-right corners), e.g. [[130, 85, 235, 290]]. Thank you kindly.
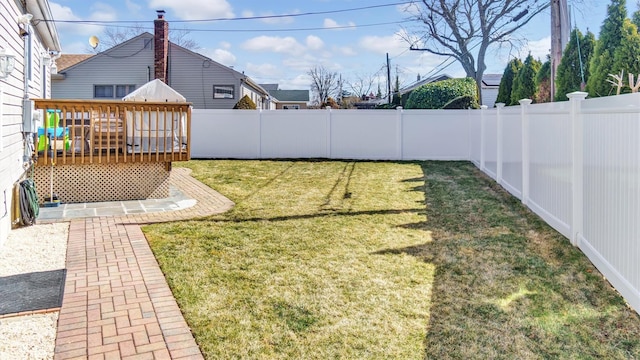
[[0, 47, 17, 79]]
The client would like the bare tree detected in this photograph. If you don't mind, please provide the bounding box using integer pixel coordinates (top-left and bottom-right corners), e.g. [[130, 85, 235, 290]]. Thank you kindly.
[[403, 0, 549, 104], [308, 65, 340, 106], [347, 73, 376, 99], [91, 24, 198, 52]]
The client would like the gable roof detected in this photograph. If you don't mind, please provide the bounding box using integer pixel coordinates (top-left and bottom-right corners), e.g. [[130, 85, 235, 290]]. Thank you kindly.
[[268, 90, 310, 102], [260, 84, 279, 91], [55, 32, 270, 97], [57, 54, 94, 71]]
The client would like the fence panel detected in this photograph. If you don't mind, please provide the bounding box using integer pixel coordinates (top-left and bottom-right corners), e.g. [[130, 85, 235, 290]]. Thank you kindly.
[[330, 110, 399, 160], [403, 110, 470, 160], [580, 93, 640, 313], [500, 105, 524, 199], [191, 110, 260, 158], [526, 102, 572, 237], [469, 109, 484, 166], [482, 107, 498, 179], [260, 110, 328, 158]]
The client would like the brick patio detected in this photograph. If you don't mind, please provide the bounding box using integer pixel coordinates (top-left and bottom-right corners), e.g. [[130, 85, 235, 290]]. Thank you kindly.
[[52, 168, 234, 359]]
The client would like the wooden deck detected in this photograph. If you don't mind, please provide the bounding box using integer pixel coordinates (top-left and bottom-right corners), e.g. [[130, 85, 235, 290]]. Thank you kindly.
[[33, 99, 191, 166]]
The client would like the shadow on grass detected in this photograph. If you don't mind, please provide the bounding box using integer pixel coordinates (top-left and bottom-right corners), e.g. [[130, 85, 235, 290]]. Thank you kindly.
[[374, 161, 640, 359], [190, 208, 426, 223]]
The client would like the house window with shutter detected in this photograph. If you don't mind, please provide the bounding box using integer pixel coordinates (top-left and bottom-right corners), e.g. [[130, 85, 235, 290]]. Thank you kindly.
[[214, 85, 235, 99]]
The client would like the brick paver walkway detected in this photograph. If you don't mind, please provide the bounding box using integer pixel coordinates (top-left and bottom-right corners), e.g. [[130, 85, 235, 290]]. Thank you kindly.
[[54, 168, 234, 359]]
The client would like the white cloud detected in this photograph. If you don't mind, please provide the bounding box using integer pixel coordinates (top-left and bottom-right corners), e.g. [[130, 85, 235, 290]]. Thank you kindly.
[[279, 74, 312, 91], [125, 0, 142, 14], [242, 36, 305, 56], [245, 63, 282, 78], [202, 48, 237, 66], [306, 35, 324, 51], [359, 32, 409, 57], [323, 18, 356, 30], [50, 1, 115, 41], [89, 3, 118, 22], [335, 46, 357, 57], [220, 41, 231, 50], [241, 9, 295, 24], [522, 36, 551, 61], [147, 0, 234, 20]]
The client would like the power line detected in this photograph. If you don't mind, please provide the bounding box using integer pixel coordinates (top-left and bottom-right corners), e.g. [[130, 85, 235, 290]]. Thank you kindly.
[[62, 20, 404, 33], [180, 21, 404, 33], [44, 1, 413, 25]]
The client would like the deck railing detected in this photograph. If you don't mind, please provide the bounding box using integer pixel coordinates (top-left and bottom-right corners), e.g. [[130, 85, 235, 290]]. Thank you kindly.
[[32, 99, 191, 165]]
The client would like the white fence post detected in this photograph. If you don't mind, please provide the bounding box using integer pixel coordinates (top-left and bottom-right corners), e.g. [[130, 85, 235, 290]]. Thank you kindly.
[[397, 106, 404, 160], [495, 103, 505, 184], [568, 91, 588, 246], [258, 108, 263, 158], [326, 106, 332, 159], [480, 105, 488, 168], [519, 99, 533, 205]]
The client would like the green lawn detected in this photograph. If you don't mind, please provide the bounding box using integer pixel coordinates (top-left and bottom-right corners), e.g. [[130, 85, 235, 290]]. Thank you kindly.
[[144, 160, 640, 359]]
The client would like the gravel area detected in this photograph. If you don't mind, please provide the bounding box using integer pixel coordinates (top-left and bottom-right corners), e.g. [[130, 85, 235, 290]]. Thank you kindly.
[[0, 222, 69, 360]]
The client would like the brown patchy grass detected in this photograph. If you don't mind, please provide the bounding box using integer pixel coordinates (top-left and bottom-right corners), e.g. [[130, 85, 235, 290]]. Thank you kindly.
[[144, 160, 640, 359]]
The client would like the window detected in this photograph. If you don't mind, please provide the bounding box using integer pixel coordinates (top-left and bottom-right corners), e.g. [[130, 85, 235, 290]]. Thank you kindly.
[[283, 105, 300, 110], [214, 85, 234, 99], [94, 85, 136, 99], [116, 85, 136, 98]]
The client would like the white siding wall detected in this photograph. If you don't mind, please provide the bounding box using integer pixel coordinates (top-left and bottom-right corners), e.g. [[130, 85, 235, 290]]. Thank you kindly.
[[1, 1, 51, 245]]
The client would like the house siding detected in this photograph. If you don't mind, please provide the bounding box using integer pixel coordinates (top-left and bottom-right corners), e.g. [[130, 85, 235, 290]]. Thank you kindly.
[[53, 34, 154, 99], [167, 44, 242, 109], [482, 88, 499, 108], [1, 0, 53, 245]]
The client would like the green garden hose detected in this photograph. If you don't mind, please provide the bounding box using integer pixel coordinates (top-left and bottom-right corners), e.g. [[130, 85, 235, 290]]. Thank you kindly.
[[18, 179, 39, 226]]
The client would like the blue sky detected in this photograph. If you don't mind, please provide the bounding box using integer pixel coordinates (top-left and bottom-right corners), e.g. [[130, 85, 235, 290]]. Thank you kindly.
[[49, 0, 610, 91]]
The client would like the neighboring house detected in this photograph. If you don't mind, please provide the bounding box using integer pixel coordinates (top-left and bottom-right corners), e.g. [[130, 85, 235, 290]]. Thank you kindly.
[[261, 84, 310, 109], [481, 73, 502, 108], [53, 12, 273, 110], [0, 0, 61, 245]]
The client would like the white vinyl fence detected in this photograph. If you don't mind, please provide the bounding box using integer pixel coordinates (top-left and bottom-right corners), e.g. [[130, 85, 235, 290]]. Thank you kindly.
[[191, 93, 640, 314], [191, 108, 471, 160]]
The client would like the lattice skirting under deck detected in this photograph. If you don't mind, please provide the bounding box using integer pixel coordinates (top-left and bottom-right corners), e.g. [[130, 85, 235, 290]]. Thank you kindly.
[[33, 162, 170, 204]]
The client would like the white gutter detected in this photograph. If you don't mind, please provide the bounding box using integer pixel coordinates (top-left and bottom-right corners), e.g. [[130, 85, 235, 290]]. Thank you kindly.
[[26, 0, 62, 52]]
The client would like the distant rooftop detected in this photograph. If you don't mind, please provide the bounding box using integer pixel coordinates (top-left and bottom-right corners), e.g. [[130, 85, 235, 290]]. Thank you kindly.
[[268, 89, 310, 102], [56, 54, 94, 71], [482, 74, 502, 87]]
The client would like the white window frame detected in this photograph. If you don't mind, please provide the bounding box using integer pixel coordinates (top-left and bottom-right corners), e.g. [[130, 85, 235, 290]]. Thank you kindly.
[[25, 25, 35, 88], [214, 85, 235, 99], [94, 84, 136, 99]]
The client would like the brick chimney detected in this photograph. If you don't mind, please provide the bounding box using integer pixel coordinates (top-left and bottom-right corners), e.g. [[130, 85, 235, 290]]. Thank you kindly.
[[154, 10, 169, 83]]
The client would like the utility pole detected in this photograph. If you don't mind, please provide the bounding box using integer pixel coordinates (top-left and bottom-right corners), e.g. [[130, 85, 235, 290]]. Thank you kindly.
[[551, 0, 570, 101], [386, 53, 392, 104]]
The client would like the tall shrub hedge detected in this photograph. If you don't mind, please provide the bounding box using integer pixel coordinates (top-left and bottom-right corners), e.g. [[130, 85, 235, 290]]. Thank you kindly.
[[405, 77, 479, 109]]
